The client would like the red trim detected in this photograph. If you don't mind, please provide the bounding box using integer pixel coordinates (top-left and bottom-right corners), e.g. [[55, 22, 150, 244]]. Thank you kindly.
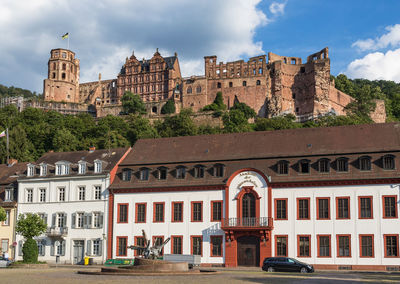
[[274, 235, 288, 256], [107, 191, 114, 259], [382, 195, 398, 219], [297, 235, 311, 257], [210, 235, 223, 257], [116, 236, 128, 257], [236, 186, 261, 219], [171, 201, 183, 222], [358, 196, 373, 219], [336, 234, 352, 258], [383, 234, 399, 258], [152, 236, 164, 255], [153, 202, 165, 223], [274, 198, 288, 220], [336, 196, 351, 219], [110, 147, 131, 184], [117, 203, 129, 223], [190, 235, 203, 256], [316, 197, 330, 220], [135, 203, 147, 223], [211, 200, 223, 222], [113, 184, 225, 193], [171, 235, 183, 254], [296, 198, 310, 220], [191, 201, 203, 222], [317, 234, 331, 258], [270, 178, 400, 188], [134, 236, 145, 256], [359, 234, 374, 258]]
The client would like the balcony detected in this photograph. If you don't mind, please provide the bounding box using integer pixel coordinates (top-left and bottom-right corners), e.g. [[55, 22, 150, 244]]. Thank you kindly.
[[221, 217, 273, 231], [46, 226, 68, 237]]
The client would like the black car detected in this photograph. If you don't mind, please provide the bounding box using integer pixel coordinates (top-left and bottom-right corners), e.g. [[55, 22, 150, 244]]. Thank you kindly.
[[262, 257, 314, 273]]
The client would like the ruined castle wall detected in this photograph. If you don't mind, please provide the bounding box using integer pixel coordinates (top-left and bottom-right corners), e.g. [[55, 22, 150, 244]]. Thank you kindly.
[[370, 99, 386, 123], [182, 77, 208, 112], [328, 85, 353, 115]]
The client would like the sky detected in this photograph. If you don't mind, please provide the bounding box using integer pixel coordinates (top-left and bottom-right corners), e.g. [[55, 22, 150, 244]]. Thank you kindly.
[[1, 0, 400, 94]]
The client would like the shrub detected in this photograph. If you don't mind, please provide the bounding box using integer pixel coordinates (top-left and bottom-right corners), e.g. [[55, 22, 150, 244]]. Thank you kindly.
[[22, 238, 38, 263], [161, 100, 176, 114]]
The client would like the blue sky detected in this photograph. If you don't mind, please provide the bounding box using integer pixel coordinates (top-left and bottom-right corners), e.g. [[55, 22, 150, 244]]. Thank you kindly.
[[1, 0, 400, 93]]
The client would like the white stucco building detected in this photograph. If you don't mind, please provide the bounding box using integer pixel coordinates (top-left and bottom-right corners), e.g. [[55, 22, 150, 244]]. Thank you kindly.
[[16, 147, 130, 264]]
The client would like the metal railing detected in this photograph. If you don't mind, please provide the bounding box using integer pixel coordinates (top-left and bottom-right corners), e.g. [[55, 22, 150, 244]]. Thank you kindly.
[[221, 217, 273, 228], [46, 226, 68, 237]]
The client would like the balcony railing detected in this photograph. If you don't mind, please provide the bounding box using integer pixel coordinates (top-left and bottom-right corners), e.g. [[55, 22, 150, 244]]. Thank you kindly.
[[46, 226, 68, 237], [221, 217, 273, 229]]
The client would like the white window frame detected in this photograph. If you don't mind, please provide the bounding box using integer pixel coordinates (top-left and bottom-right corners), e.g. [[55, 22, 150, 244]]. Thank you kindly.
[[26, 188, 33, 203], [94, 186, 101, 200], [56, 164, 63, 175], [78, 186, 85, 201], [78, 162, 86, 174], [94, 160, 102, 173], [40, 163, 47, 176], [27, 164, 35, 177], [57, 213, 65, 228], [3, 210, 10, 226], [39, 188, 46, 203], [93, 212, 101, 228], [76, 212, 84, 228], [4, 188, 13, 202], [58, 187, 65, 202], [93, 239, 100, 255]]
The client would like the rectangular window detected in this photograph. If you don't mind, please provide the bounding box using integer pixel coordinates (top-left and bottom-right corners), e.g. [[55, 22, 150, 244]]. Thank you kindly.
[[26, 189, 33, 203], [3, 211, 10, 226], [275, 199, 287, 220], [117, 237, 127, 256], [94, 186, 101, 200], [39, 188, 46, 203], [57, 213, 65, 228], [1, 239, 8, 254], [153, 236, 164, 255], [194, 166, 205, 178], [77, 212, 84, 228], [359, 196, 373, 219], [153, 203, 165, 223], [337, 235, 351, 257], [58, 187, 65, 202], [275, 235, 288, 256], [297, 198, 310, 220], [172, 236, 183, 254], [191, 202, 203, 222], [297, 235, 311, 257], [210, 236, 223, 257], [37, 240, 44, 256], [78, 186, 85, 201], [93, 212, 101, 228], [383, 196, 398, 218], [136, 203, 146, 223], [384, 235, 399, 257], [211, 201, 222, 221], [337, 159, 348, 172], [336, 197, 350, 219], [317, 198, 330, 220], [93, 239, 101, 256], [134, 236, 145, 256], [317, 235, 331, 257], [359, 235, 374, 258], [4, 188, 12, 201], [172, 202, 183, 222], [118, 203, 128, 223], [191, 236, 202, 256]]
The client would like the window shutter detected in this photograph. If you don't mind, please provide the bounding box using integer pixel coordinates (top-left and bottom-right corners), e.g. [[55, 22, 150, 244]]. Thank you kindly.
[[71, 213, 76, 229], [87, 214, 92, 229], [44, 214, 48, 225], [18, 240, 23, 256], [52, 213, 56, 227], [61, 240, 66, 256], [63, 214, 67, 228], [50, 241, 55, 256], [99, 213, 104, 229], [41, 240, 46, 256], [86, 240, 92, 256], [83, 214, 88, 229], [98, 240, 102, 256]]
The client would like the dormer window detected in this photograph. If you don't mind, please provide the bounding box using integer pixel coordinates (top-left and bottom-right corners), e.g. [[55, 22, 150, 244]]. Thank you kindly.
[[299, 160, 310, 174], [55, 162, 70, 175], [213, 164, 224, 177], [337, 158, 349, 172], [157, 167, 168, 180], [122, 169, 132, 181], [4, 188, 13, 202], [40, 163, 47, 176], [359, 156, 371, 171], [194, 165, 205, 178], [176, 166, 186, 179], [383, 155, 395, 170], [139, 168, 149, 181], [94, 160, 102, 173], [318, 159, 330, 173], [277, 160, 289, 175], [27, 164, 35, 177], [78, 162, 86, 175]]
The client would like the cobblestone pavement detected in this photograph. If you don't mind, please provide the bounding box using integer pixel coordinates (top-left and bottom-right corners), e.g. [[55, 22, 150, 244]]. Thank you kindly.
[[0, 267, 400, 284]]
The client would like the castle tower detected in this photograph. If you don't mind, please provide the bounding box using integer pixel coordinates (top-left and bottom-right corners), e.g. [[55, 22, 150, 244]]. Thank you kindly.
[[43, 48, 80, 103]]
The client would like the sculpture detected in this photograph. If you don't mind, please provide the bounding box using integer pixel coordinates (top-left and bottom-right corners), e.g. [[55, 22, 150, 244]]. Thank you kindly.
[[128, 229, 170, 259]]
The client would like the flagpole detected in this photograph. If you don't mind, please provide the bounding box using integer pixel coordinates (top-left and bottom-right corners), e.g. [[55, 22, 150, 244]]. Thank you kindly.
[[6, 128, 9, 164], [68, 35, 70, 50]]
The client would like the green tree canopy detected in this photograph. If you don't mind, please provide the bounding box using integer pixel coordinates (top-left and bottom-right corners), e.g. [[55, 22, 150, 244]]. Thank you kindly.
[[0, 207, 6, 222], [231, 102, 256, 119], [16, 213, 47, 239], [202, 92, 227, 111], [161, 100, 176, 114], [121, 91, 146, 114], [156, 108, 198, 137], [222, 109, 252, 133]]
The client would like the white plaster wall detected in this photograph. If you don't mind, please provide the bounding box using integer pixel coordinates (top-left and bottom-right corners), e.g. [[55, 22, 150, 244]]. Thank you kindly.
[[112, 190, 225, 264], [272, 184, 400, 266]]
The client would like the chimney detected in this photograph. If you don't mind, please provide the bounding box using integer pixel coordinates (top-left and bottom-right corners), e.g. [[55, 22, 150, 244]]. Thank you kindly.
[[89, 146, 96, 153], [7, 158, 18, 166]]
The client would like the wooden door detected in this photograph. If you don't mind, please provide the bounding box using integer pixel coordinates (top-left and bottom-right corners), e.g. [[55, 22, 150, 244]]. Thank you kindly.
[[237, 236, 260, 266]]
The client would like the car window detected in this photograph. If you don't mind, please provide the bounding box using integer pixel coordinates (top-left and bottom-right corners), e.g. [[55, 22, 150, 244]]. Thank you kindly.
[[288, 259, 295, 263]]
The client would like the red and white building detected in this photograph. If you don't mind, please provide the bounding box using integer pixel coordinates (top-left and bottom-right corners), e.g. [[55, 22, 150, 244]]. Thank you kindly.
[[109, 123, 400, 270]]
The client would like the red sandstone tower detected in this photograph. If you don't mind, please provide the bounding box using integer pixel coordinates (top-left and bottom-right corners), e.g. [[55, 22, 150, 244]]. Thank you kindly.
[[43, 48, 80, 103]]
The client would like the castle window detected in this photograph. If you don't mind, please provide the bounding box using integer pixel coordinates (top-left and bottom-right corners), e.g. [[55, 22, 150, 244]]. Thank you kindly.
[[196, 86, 201, 93], [217, 82, 221, 88], [62, 73, 66, 79], [359, 156, 371, 171], [52, 63, 56, 70], [337, 158, 348, 172], [242, 81, 247, 87], [383, 155, 395, 170], [52, 73, 56, 79], [291, 59, 296, 64], [176, 166, 186, 179], [319, 159, 330, 173], [229, 82, 233, 88], [146, 75, 149, 82], [301, 67, 305, 73], [258, 68, 263, 74], [253, 69, 256, 75], [152, 85, 155, 91], [152, 106, 157, 113], [256, 80, 261, 86], [70, 65, 73, 72], [216, 70, 220, 75], [194, 165, 205, 178], [187, 86, 192, 94], [62, 64, 66, 71], [284, 58, 287, 64], [62, 52, 66, 58], [295, 107, 299, 113], [292, 93, 296, 99], [277, 160, 289, 175], [299, 160, 310, 174]]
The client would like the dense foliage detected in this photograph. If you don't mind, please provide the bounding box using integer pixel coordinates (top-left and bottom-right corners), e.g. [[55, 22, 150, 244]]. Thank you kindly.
[[16, 213, 47, 239], [201, 92, 227, 112], [161, 100, 176, 114], [0, 207, 6, 222], [22, 238, 39, 263], [0, 84, 39, 99], [121, 91, 146, 114]]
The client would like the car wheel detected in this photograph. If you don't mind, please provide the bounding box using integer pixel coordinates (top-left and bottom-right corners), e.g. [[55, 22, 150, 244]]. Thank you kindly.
[[267, 267, 275, 272], [300, 267, 307, 273]]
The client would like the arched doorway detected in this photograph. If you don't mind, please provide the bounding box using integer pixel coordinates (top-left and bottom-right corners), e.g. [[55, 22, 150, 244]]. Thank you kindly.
[[237, 235, 260, 266]]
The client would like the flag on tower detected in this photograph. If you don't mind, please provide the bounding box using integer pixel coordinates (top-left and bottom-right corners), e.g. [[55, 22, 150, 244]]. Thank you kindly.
[[0, 130, 5, 138], [62, 32, 69, 40]]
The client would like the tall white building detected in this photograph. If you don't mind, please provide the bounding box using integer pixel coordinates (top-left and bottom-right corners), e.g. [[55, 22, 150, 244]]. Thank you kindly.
[[109, 123, 400, 270], [16, 147, 130, 264]]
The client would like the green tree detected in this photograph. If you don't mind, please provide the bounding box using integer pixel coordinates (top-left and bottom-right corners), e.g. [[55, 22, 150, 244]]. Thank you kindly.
[[161, 100, 176, 114], [97, 130, 130, 149], [16, 213, 47, 263], [231, 102, 256, 119], [125, 114, 159, 144], [121, 91, 146, 114], [254, 114, 300, 131], [0, 207, 6, 222], [156, 109, 198, 137], [344, 85, 380, 121], [222, 109, 252, 133], [52, 128, 79, 152], [202, 92, 226, 111], [0, 124, 35, 163]]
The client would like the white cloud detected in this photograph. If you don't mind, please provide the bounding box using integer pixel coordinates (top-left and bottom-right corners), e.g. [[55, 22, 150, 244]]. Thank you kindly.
[[344, 48, 400, 82], [0, 0, 275, 92], [352, 24, 400, 51]]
